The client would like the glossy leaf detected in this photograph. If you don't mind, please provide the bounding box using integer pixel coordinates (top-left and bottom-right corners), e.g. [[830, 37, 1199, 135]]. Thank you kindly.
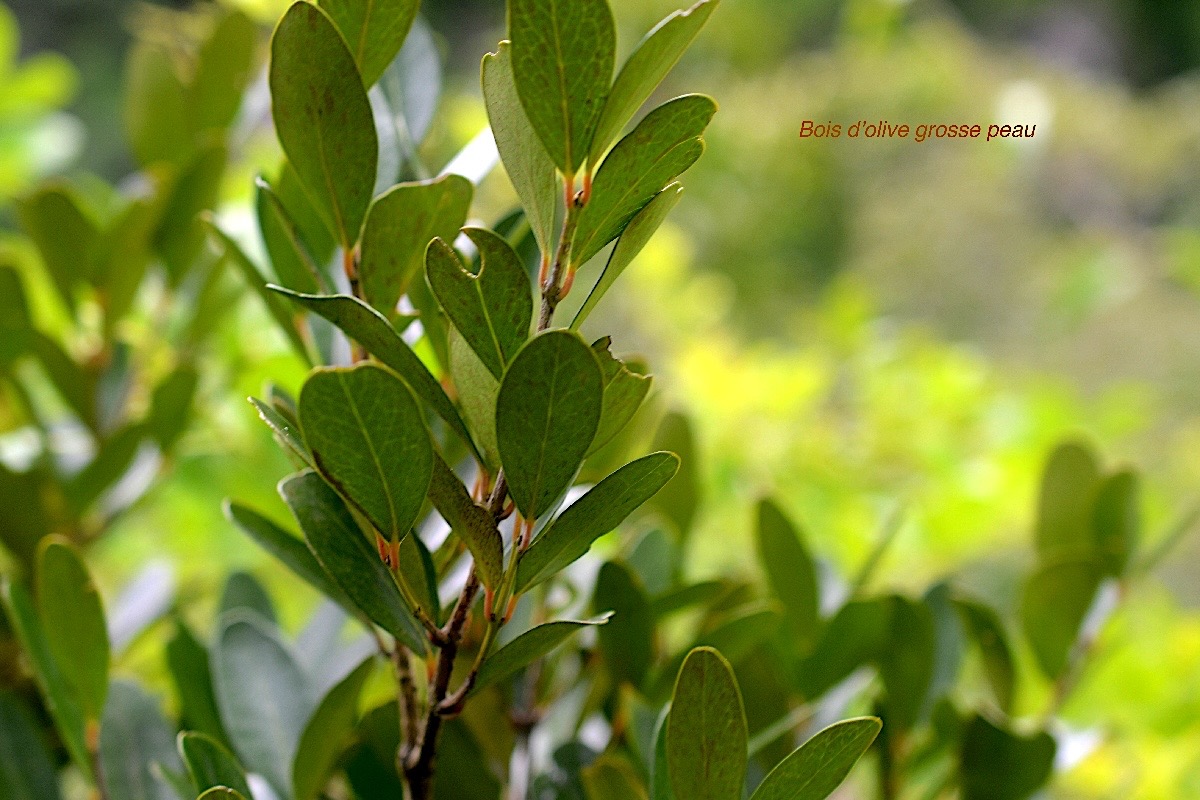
[[0, 692, 61, 800], [590, 0, 718, 163], [37, 538, 109, 722], [756, 499, 819, 655], [959, 715, 1056, 800], [482, 41, 557, 256], [666, 647, 747, 800], [508, 0, 615, 174], [748, 717, 880, 800], [497, 330, 603, 519], [179, 733, 252, 799], [397, 533, 441, 623], [587, 338, 653, 455], [1020, 558, 1103, 679], [279, 471, 429, 652], [427, 454, 504, 590], [293, 658, 375, 800], [299, 364, 433, 543], [99, 681, 183, 800], [594, 562, 654, 687], [257, 176, 324, 296], [572, 95, 715, 267], [572, 184, 682, 329], [517, 452, 679, 591], [473, 616, 610, 694], [270, 287, 482, 462], [270, 2, 377, 247], [360, 175, 472, 315], [320, 0, 419, 87], [426, 229, 533, 379], [212, 613, 315, 799]]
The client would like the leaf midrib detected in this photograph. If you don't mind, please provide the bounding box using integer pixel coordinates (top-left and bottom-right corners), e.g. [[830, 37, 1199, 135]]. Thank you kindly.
[[337, 373, 398, 535]]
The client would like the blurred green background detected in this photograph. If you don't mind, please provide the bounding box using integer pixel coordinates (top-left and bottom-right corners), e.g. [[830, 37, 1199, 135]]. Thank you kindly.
[[4, 0, 1200, 796]]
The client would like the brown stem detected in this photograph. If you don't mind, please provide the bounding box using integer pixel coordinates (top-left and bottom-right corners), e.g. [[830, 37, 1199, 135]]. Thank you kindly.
[[395, 646, 421, 761]]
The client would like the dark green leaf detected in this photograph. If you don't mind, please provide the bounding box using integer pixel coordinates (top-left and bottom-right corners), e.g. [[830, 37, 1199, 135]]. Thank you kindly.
[[589, 0, 718, 164], [572, 95, 714, 267], [448, 327, 500, 468], [0, 267, 31, 365], [473, 615, 610, 694], [179, 733, 252, 799], [959, 714, 1056, 800], [212, 613, 315, 799], [191, 9, 257, 132], [360, 175, 472, 315], [99, 681, 182, 800], [426, 229, 533, 380], [219, 571, 277, 626], [270, 287, 482, 462], [270, 2, 377, 247], [587, 338, 652, 455], [799, 598, 891, 698], [147, 365, 198, 451], [482, 41, 557, 256], [427, 453, 504, 590], [666, 647, 747, 800], [572, 184, 682, 330], [517, 452, 679, 592], [320, 0, 419, 87], [36, 538, 109, 722], [30, 331, 96, 429], [1035, 441, 1100, 561], [508, 0, 615, 174], [279, 470, 429, 652], [651, 706, 674, 800], [756, 499, 819, 656], [954, 597, 1017, 715], [877, 595, 936, 730], [256, 176, 325, 296], [694, 604, 780, 664], [154, 142, 227, 282], [922, 584, 966, 716], [432, 719, 503, 800], [496, 330, 603, 519], [17, 185, 95, 314], [1094, 469, 1139, 577], [748, 717, 880, 800], [293, 657, 375, 800], [166, 621, 230, 748], [594, 562, 654, 687], [397, 533, 441, 624], [63, 424, 145, 515], [93, 197, 159, 331], [0, 691, 62, 800], [1020, 558, 1103, 680], [299, 364, 433, 543], [250, 396, 313, 467]]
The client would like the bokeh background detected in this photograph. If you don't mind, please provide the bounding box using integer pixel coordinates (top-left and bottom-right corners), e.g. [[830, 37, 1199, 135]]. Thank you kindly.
[[3, 0, 1200, 795]]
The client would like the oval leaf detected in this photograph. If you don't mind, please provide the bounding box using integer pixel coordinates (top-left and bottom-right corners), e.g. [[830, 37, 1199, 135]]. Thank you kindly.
[[299, 363, 433, 543], [99, 681, 184, 800], [427, 454, 505, 590], [666, 647, 747, 800], [37, 538, 109, 722], [293, 658, 375, 800], [594, 563, 655, 688], [320, 0, 419, 87], [748, 717, 881, 800], [959, 714, 1056, 800], [497, 330, 603, 519], [1020, 558, 1103, 680], [587, 338, 653, 456], [179, 733, 252, 799], [756, 499, 819, 656], [270, 2, 377, 247], [473, 615, 610, 695], [517, 452, 679, 592]]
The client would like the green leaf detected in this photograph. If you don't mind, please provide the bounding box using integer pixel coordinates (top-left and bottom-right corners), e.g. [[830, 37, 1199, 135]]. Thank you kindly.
[[219, 571, 278, 626], [587, 338, 652, 455], [18, 185, 96, 315], [449, 327, 501, 469], [572, 184, 682, 330], [496, 330, 603, 519], [99, 681, 183, 800], [666, 647, 747, 800], [397, 532, 441, 624], [30, 332, 96, 429], [426, 229, 533, 380], [508, 0, 615, 174], [204, 218, 315, 366], [1020, 558, 1103, 680], [517, 452, 679, 592], [584, 755, 649, 800], [147, 365, 198, 452], [223, 500, 355, 613], [473, 615, 610, 694], [0, 691, 62, 800], [124, 41, 190, 167], [154, 142, 227, 282], [0, 579, 90, 779], [270, 288, 482, 462], [1094, 469, 1139, 577], [63, 424, 145, 515], [693, 604, 780, 664], [257, 176, 325, 295], [748, 717, 880, 800], [589, 0, 718, 164], [166, 621, 230, 748], [651, 706, 674, 800], [0, 267, 31, 365], [959, 714, 1056, 800], [279, 470, 429, 653], [197, 789, 247, 800], [647, 412, 699, 539], [299, 364, 433, 543], [190, 9, 257, 132], [756, 499, 819, 656], [572, 95, 714, 267], [798, 597, 891, 698], [954, 597, 1016, 714], [482, 41, 558, 257], [877, 596, 936, 730], [179, 733, 252, 799], [432, 719, 503, 799], [293, 657, 375, 800], [1035, 441, 1100, 561], [594, 562, 654, 687], [36, 538, 109, 722], [360, 175, 473, 315], [270, 1, 377, 247], [427, 453, 504, 591], [250, 396, 314, 467], [93, 197, 159, 331], [212, 613, 315, 799], [320, 0, 419, 87]]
